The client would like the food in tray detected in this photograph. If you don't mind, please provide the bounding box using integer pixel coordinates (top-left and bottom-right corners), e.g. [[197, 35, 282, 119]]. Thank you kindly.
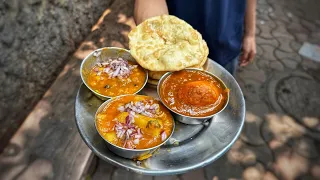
[[87, 56, 146, 97], [128, 15, 209, 85], [159, 69, 229, 117], [96, 95, 174, 149]]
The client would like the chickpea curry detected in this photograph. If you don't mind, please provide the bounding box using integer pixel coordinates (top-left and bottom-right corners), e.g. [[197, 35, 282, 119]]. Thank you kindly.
[[160, 69, 229, 117], [87, 57, 146, 97], [96, 95, 174, 149]]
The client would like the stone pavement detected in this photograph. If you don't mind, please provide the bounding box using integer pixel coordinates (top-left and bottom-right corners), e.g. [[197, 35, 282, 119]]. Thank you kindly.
[[88, 0, 320, 179]]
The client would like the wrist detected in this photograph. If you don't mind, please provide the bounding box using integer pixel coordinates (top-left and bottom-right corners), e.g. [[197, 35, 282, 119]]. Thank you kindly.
[[244, 32, 255, 38], [244, 30, 255, 37]]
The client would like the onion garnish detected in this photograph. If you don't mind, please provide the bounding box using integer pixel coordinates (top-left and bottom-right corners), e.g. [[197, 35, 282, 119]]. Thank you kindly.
[[94, 54, 137, 78], [114, 111, 143, 148], [133, 139, 140, 145], [93, 50, 102, 58], [118, 100, 159, 117], [161, 131, 167, 141], [117, 106, 125, 112], [136, 161, 142, 166], [114, 100, 163, 148]]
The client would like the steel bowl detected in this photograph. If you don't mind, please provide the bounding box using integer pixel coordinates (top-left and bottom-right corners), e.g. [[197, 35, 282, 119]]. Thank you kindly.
[[94, 94, 175, 159], [80, 47, 148, 100], [157, 68, 229, 125]]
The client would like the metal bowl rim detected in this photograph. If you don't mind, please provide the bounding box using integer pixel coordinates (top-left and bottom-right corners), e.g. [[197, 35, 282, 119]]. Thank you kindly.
[[157, 68, 230, 120], [80, 47, 148, 99], [94, 94, 176, 152]]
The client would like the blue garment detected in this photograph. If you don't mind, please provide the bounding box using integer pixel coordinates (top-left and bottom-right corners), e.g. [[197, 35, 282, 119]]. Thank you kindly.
[[224, 56, 239, 75], [167, 0, 246, 66]]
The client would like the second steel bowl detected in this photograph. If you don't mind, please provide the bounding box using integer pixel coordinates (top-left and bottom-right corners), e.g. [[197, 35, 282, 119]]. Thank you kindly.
[[80, 47, 148, 100], [157, 68, 230, 125]]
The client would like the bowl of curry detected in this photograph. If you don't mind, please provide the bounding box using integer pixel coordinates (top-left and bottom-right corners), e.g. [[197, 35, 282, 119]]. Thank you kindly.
[[80, 47, 148, 100], [95, 94, 175, 160], [157, 68, 229, 124]]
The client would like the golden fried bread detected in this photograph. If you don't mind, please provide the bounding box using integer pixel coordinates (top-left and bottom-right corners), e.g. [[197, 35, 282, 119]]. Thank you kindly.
[[129, 15, 209, 71], [148, 71, 167, 80], [147, 78, 159, 86]]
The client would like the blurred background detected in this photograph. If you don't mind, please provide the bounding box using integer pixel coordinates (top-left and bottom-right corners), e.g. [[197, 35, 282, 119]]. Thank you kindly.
[[0, 0, 319, 179]]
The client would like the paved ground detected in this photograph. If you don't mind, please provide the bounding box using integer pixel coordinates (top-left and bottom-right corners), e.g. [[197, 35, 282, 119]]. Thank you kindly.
[[88, 0, 320, 179]]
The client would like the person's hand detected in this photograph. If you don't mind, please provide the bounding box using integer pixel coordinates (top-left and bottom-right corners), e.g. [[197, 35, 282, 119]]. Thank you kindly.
[[134, 0, 168, 25], [240, 35, 256, 66]]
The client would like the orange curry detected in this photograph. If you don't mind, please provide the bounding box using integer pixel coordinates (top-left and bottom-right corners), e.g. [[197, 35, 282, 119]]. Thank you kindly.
[[87, 59, 146, 97], [160, 70, 229, 117], [96, 95, 174, 149]]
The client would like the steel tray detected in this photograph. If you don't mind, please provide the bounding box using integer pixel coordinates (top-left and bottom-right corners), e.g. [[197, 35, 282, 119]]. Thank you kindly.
[[75, 59, 245, 176]]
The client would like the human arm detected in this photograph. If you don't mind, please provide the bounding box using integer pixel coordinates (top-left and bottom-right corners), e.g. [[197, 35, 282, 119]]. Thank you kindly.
[[134, 0, 169, 25], [240, 0, 257, 66]]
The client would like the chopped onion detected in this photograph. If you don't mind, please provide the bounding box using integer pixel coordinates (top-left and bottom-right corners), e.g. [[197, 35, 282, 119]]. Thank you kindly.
[[95, 57, 137, 78], [102, 62, 109, 66], [113, 100, 161, 149], [137, 128, 142, 135], [136, 161, 141, 166], [141, 111, 153, 117], [161, 131, 167, 141], [125, 112, 134, 125], [116, 129, 125, 138], [103, 67, 111, 73], [127, 129, 133, 136], [150, 104, 159, 110], [145, 103, 150, 109], [120, 100, 159, 117], [125, 115, 131, 125], [93, 50, 101, 57], [112, 66, 121, 77], [118, 105, 125, 112], [129, 111, 136, 116], [134, 134, 143, 139], [133, 139, 140, 144]]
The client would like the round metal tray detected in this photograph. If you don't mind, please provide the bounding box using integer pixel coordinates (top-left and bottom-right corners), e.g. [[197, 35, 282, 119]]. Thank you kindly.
[[75, 59, 245, 176]]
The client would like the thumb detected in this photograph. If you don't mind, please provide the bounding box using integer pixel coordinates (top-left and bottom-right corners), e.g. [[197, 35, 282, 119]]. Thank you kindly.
[[240, 51, 249, 65]]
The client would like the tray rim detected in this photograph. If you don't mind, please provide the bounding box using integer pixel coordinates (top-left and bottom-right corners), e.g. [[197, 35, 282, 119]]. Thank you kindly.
[[74, 59, 245, 176]]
